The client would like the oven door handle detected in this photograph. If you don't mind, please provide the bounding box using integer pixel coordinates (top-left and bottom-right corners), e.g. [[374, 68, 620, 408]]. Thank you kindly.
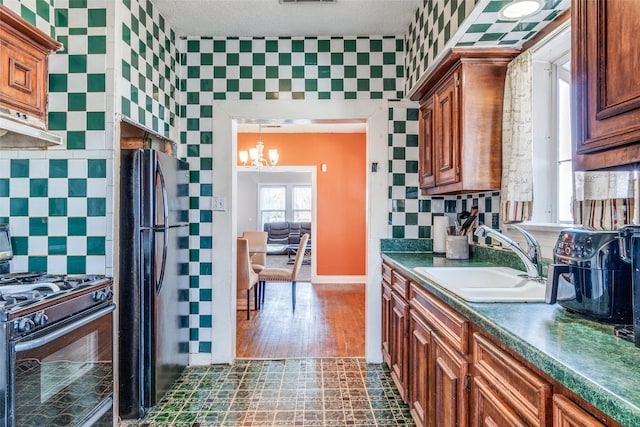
[[14, 304, 115, 352]]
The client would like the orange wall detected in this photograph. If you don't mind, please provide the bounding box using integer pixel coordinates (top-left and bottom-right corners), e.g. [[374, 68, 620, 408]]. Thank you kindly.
[[238, 132, 366, 276]]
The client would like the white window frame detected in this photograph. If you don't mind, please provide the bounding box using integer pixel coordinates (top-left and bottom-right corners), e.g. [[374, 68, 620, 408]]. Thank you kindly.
[[503, 22, 575, 258], [258, 183, 312, 230]]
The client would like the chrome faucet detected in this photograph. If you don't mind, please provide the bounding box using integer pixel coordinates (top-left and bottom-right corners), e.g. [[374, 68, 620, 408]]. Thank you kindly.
[[474, 224, 543, 280]]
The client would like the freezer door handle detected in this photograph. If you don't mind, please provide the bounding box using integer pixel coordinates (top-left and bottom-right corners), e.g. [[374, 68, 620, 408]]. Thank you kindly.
[[155, 160, 169, 296]]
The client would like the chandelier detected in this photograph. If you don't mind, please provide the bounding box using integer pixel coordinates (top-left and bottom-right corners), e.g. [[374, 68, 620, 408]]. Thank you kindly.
[[239, 125, 279, 168]]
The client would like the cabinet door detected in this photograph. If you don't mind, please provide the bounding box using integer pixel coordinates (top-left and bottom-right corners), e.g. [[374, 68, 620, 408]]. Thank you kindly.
[[573, 0, 640, 167], [419, 97, 435, 189], [552, 395, 606, 427], [390, 292, 409, 402], [432, 333, 469, 427], [409, 310, 432, 427], [473, 376, 528, 427], [433, 70, 460, 187], [382, 279, 392, 366], [0, 31, 47, 120]]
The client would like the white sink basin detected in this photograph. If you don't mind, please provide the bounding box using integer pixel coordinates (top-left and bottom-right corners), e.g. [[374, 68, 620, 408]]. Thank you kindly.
[[413, 266, 546, 302]]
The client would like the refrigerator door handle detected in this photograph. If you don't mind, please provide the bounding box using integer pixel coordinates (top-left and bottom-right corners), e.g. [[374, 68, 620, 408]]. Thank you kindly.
[[155, 161, 169, 295]]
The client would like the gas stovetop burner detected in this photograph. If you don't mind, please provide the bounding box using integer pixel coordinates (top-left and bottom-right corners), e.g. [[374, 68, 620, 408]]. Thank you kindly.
[[0, 272, 46, 283]]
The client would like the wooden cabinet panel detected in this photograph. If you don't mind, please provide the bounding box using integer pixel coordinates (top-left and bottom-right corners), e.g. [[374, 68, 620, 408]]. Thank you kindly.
[[418, 98, 435, 188], [390, 291, 409, 402], [381, 278, 392, 366], [573, 0, 640, 169], [432, 333, 469, 427], [473, 333, 551, 426], [392, 270, 409, 300], [433, 70, 460, 187], [0, 5, 60, 124], [409, 310, 432, 427], [473, 376, 529, 427], [410, 282, 469, 355], [552, 394, 606, 427]]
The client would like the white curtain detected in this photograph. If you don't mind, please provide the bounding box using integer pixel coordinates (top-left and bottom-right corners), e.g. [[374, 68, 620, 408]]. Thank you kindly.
[[573, 171, 637, 230], [500, 50, 533, 223]]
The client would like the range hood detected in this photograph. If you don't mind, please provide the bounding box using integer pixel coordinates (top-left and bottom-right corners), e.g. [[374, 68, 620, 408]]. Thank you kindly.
[[0, 108, 63, 150]]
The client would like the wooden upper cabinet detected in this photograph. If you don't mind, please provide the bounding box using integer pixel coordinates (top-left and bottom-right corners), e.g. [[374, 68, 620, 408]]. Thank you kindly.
[[573, 0, 640, 170], [0, 5, 61, 125], [412, 49, 517, 194], [433, 70, 460, 188], [418, 98, 435, 189]]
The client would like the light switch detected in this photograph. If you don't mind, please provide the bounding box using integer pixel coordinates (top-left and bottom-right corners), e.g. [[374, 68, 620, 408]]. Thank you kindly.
[[321, 164, 327, 172]]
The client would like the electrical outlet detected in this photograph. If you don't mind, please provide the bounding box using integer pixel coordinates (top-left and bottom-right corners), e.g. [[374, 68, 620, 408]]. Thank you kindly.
[[212, 196, 226, 211]]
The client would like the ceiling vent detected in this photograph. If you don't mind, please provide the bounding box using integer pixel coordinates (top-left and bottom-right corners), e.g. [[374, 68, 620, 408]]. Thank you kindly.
[[279, 0, 336, 4]]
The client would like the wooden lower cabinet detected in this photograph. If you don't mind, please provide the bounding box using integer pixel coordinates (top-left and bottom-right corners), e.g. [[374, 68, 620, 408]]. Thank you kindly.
[[433, 332, 470, 427], [381, 278, 392, 366], [473, 375, 529, 427], [473, 333, 551, 426], [552, 395, 606, 427], [381, 264, 624, 427], [390, 290, 409, 402], [409, 310, 431, 427]]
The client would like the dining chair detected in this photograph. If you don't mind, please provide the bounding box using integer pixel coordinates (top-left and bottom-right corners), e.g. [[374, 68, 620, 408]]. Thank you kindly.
[[241, 231, 268, 274], [237, 237, 259, 320], [258, 233, 309, 311]]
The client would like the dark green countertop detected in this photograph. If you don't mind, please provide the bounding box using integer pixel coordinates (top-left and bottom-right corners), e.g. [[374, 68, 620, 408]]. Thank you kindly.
[[381, 251, 640, 427]]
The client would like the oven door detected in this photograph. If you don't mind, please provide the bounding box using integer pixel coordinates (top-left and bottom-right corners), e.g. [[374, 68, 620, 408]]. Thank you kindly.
[[9, 304, 115, 427]]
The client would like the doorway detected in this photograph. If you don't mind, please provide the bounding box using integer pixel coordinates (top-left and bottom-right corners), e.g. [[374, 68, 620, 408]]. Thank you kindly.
[[205, 99, 387, 365]]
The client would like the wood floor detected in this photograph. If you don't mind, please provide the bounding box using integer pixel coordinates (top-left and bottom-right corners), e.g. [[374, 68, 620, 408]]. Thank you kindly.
[[236, 281, 365, 358]]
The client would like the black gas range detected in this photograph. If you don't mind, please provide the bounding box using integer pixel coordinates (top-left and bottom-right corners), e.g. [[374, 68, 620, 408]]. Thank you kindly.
[[0, 271, 115, 427], [0, 272, 113, 328]]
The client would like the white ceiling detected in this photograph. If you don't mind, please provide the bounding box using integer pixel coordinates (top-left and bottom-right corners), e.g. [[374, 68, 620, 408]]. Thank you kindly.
[[152, 0, 422, 37]]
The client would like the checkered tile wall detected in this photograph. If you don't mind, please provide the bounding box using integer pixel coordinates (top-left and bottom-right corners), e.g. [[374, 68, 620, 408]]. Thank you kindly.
[[118, 0, 179, 137], [387, 100, 501, 239], [0, 0, 112, 275], [0, 0, 506, 356], [0, 0, 56, 38], [405, 0, 570, 95], [405, 0, 479, 95]]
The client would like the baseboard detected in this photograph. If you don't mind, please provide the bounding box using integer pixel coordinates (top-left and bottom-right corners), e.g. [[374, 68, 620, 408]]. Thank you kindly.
[[311, 275, 366, 284]]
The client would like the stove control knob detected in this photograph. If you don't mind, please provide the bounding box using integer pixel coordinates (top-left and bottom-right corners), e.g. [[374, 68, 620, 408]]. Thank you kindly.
[[18, 318, 35, 333], [93, 290, 108, 302], [33, 312, 48, 327]]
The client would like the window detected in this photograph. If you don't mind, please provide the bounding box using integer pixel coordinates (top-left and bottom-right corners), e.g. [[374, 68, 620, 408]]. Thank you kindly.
[[555, 54, 572, 223], [292, 186, 312, 222], [259, 186, 286, 226], [259, 184, 312, 229], [530, 25, 573, 225]]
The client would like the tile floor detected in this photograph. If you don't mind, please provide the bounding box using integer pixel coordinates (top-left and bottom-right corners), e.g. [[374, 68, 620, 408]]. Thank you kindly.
[[121, 358, 415, 426]]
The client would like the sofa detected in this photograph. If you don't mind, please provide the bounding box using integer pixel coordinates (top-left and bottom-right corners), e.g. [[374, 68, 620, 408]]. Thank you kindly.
[[263, 221, 311, 253]]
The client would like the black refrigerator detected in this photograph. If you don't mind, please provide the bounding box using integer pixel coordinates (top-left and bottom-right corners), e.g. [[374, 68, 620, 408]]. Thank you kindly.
[[119, 149, 190, 419]]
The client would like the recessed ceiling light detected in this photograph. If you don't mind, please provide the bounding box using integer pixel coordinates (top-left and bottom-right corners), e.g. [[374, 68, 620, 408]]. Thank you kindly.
[[499, 0, 544, 20]]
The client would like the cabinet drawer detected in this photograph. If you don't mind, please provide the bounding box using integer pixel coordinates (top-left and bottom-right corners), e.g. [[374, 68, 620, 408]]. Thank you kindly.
[[473, 333, 551, 426], [382, 262, 393, 284], [473, 376, 529, 427], [392, 271, 410, 300], [410, 282, 469, 354], [552, 394, 606, 427]]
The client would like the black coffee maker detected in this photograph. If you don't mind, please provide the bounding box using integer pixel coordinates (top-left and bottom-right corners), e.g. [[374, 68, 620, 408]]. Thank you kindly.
[[618, 225, 640, 348]]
